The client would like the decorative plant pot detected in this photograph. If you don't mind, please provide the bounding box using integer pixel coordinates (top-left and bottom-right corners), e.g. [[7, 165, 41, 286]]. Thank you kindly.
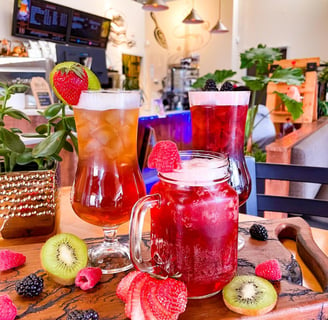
[[0, 166, 58, 239], [7, 93, 26, 110]]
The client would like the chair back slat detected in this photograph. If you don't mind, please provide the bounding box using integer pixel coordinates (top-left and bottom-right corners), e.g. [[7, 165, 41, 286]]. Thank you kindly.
[[244, 156, 328, 218]]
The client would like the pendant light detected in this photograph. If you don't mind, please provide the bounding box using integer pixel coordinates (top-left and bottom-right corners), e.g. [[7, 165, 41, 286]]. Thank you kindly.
[[142, 0, 169, 11], [182, 0, 204, 24], [210, 0, 228, 33]]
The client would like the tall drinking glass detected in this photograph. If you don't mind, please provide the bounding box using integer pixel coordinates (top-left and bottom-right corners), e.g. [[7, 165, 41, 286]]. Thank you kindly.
[[188, 91, 251, 249], [71, 90, 146, 274]]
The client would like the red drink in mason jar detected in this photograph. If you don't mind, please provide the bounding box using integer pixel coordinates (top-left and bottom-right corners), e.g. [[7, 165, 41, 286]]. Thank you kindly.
[[189, 91, 251, 205], [130, 151, 239, 298]]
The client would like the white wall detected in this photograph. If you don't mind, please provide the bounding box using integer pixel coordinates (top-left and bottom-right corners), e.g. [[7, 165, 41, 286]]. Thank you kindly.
[[1, 0, 328, 106]]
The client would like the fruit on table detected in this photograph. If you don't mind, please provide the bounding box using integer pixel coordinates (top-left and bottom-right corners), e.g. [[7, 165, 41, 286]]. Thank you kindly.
[[222, 275, 278, 316], [249, 223, 268, 241], [40, 233, 88, 285], [75, 267, 102, 290], [0, 249, 26, 271], [15, 273, 44, 297], [0, 294, 17, 320], [116, 271, 188, 319], [255, 259, 282, 281], [66, 308, 99, 320], [50, 61, 101, 105]]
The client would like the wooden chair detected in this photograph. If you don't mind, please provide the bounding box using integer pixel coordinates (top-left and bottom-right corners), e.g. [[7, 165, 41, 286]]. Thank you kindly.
[[244, 157, 328, 221]]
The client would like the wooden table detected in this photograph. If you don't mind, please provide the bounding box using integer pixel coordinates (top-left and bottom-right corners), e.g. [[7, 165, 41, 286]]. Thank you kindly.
[[1, 187, 328, 319]]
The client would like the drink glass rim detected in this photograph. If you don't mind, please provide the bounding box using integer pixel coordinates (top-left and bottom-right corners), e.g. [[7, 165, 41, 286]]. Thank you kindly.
[[158, 150, 230, 186]]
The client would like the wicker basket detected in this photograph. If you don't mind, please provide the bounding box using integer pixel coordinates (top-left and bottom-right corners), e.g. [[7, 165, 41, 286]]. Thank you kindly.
[[0, 167, 58, 239]]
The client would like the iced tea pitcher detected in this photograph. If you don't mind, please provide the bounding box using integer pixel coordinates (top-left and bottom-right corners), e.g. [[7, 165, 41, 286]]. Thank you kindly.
[[130, 151, 239, 298]]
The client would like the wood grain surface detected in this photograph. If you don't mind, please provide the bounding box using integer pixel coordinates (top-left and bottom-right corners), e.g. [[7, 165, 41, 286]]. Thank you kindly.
[[0, 217, 328, 319]]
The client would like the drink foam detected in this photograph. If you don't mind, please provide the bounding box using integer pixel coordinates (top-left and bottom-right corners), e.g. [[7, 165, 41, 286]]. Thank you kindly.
[[188, 91, 250, 106], [75, 90, 140, 110], [161, 157, 229, 186]]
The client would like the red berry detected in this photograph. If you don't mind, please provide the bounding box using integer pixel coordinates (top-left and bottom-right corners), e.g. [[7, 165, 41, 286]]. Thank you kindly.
[[255, 259, 282, 281], [0, 294, 17, 320], [52, 63, 88, 105], [116, 271, 141, 303], [147, 141, 181, 173], [75, 267, 102, 290], [0, 249, 26, 271]]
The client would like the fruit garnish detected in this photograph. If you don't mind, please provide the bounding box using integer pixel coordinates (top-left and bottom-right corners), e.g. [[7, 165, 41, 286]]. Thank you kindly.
[[15, 273, 44, 297], [220, 81, 234, 91], [66, 309, 99, 320], [75, 267, 102, 290], [116, 270, 141, 303], [222, 275, 278, 316], [249, 223, 268, 241], [0, 294, 17, 320], [255, 259, 282, 281], [50, 61, 101, 105], [117, 271, 188, 320], [40, 233, 88, 286], [0, 249, 26, 271], [147, 140, 181, 173], [203, 79, 218, 91]]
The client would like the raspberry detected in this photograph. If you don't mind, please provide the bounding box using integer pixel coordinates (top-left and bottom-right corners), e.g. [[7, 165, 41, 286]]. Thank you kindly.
[[203, 79, 218, 91], [0, 249, 26, 271], [147, 140, 181, 173], [249, 223, 268, 241], [255, 259, 282, 281], [0, 294, 17, 320], [67, 309, 99, 320], [15, 273, 44, 297], [220, 81, 234, 91], [75, 267, 102, 290]]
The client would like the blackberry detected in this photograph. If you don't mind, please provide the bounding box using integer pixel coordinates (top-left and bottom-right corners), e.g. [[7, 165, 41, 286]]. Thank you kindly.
[[67, 309, 99, 320], [220, 81, 234, 91], [249, 224, 268, 241], [203, 79, 218, 91], [15, 273, 44, 297]]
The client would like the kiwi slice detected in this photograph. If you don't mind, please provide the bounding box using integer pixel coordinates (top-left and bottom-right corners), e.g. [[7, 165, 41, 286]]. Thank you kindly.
[[40, 233, 88, 285], [222, 275, 278, 316]]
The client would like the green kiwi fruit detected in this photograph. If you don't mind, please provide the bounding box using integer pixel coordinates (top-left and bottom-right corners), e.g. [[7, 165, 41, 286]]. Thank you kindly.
[[40, 233, 88, 285], [222, 275, 278, 316]]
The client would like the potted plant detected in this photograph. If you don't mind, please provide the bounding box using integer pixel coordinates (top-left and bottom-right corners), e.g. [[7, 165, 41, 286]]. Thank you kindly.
[[5, 78, 30, 110], [0, 81, 77, 238]]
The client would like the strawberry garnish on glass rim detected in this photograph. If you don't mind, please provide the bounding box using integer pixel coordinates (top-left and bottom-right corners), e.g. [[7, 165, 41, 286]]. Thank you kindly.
[[51, 62, 88, 106], [147, 140, 182, 173]]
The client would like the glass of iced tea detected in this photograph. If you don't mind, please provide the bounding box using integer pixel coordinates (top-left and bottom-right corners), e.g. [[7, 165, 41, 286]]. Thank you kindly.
[[71, 90, 146, 274], [188, 91, 251, 206], [130, 151, 239, 298]]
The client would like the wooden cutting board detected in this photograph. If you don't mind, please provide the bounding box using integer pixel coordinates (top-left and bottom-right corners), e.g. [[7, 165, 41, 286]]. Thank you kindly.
[[0, 217, 327, 319]]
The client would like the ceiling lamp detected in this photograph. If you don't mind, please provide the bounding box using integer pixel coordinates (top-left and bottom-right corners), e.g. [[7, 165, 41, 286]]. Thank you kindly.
[[142, 0, 169, 11], [210, 0, 228, 33], [182, 0, 204, 24]]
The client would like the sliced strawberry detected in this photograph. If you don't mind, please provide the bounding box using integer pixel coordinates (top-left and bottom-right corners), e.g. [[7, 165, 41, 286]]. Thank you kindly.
[[116, 271, 141, 303], [130, 273, 150, 320], [156, 278, 188, 314], [147, 141, 181, 173], [125, 272, 148, 319], [140, 277, 158, 320]]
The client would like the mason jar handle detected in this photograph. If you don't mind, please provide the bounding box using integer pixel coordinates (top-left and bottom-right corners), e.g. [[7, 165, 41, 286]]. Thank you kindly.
[[129, 193, 161, 273]]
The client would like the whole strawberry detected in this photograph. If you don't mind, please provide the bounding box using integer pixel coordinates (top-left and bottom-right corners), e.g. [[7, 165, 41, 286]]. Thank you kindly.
[[50, 62, 88, 105]]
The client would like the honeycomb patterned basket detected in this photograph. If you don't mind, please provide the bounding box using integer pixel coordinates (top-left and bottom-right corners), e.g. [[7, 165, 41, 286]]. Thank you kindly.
[[0, 167, 58, 239]]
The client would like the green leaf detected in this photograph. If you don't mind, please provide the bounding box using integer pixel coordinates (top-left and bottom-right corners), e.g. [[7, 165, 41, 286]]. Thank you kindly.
[[275, 92, 304, 120], [35, 124, 48, 134], [43, 103, 64, 118], [32, 130, 66, 157], [242, 76, 269, 91], [0, 127, 25, 153], [240, 44, 282, 75], [4, 109, 30, 122], [63, 140, 73, 152], [0, 148, 10, 156], [16, 151, 35, 165], [69, 132, 78, 154], [8, 84, 29, 94], [10, 128, 23, 134], [270, 67, 305, 85], [64, 116, 76, 132], [213, 69, 237, 83]]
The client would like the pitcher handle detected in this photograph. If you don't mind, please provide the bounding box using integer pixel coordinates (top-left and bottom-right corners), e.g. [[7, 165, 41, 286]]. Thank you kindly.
[[129, 193, 161, 273]]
